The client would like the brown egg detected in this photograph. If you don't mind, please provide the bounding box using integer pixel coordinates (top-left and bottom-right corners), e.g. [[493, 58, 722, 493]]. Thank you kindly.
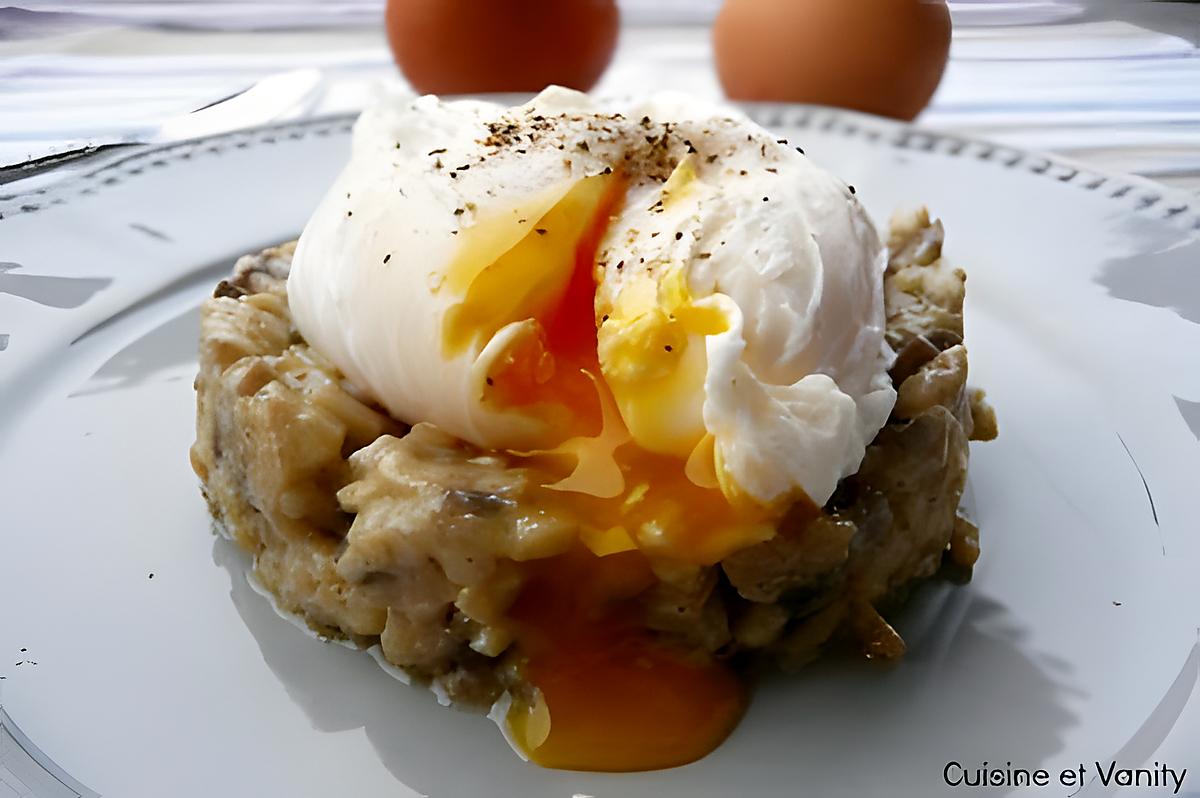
[[386, 0, 620, 95], [713, 0, 952, 121]]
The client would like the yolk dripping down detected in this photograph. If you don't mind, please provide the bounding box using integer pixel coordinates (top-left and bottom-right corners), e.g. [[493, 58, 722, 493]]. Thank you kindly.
[[506, 546, 745, 772], [443, 170, 785, 771]]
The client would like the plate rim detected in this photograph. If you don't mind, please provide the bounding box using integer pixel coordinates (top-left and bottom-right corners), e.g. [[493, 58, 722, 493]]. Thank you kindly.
[[2, 97, 1199, 797], [1, 101, 1197, 233]]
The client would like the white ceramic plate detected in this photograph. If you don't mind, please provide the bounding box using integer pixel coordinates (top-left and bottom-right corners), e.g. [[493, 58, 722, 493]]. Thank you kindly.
[[1, 104, 1198, 798]]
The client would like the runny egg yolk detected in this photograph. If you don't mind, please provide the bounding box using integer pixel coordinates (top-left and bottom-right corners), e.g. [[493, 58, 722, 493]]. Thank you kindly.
[[445, 174, 623, 443], [443, 168, 797, 771], [505, 546, 746, 772]]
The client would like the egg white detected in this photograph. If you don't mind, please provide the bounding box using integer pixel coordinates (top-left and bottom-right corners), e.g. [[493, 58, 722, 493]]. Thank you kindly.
[[288, 87, 895, 509]]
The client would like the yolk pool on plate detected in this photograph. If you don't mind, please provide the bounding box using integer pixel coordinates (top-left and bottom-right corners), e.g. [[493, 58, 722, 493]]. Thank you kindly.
[[442, 171, 793, 770], [505, 547, 746, 772]]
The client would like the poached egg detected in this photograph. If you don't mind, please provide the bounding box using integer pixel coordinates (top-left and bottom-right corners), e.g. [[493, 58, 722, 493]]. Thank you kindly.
[[289, 87, 895, 566]]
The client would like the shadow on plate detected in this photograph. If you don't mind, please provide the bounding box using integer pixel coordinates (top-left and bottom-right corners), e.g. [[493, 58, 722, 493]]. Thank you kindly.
[[0, 261, 111, 309], [70, 306, 200, 398], [1095, 216, 1200, 444], [1096, 227, 1200, 326]]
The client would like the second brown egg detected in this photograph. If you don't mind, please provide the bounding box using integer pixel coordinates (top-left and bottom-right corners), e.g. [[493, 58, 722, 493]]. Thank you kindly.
[[713, 0, 952, 121]]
